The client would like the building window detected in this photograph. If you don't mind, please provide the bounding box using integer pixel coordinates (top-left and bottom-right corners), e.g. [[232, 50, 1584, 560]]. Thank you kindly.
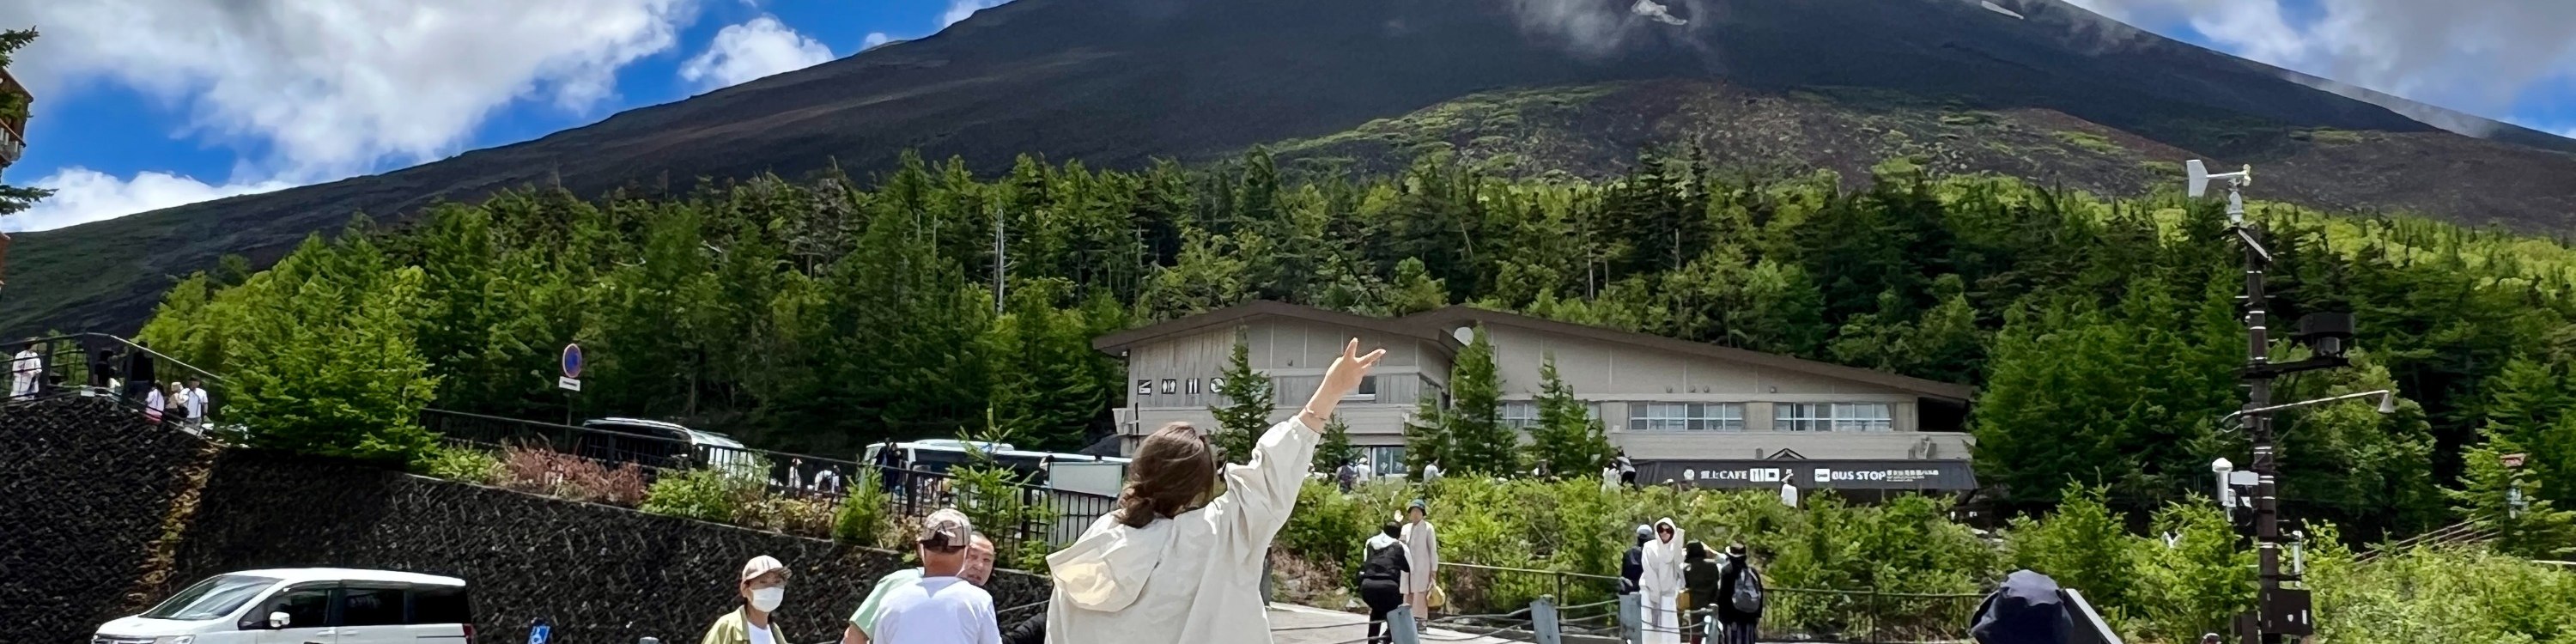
[[1161, 379, 1178, 395], [1833, 403, 1894, 431], [1630, 402, 1745, 432], [1363, 447, 1407, 477], [1502, 401, 1539, 429], [1776, 403, 1894, 432], [1137, 380, 1153, 396], [1504, 401, 1606, 429], [1345, 374, 1380, 402]]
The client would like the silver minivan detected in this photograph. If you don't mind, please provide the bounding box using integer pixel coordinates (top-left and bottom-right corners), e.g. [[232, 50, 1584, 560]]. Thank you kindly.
[[93, 568, 472, 644]]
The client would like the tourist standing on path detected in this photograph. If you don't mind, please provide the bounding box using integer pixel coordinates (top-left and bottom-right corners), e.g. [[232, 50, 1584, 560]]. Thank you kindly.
[[9, 339, 39, 399], [1358, 521, 1410, 644], [1619, 525, 1651, 595], [122, 341, 157, 400], [1681, 543, 1721, 644], [872, 509, 1002, 644], [180, 378, 210, 425], [845, 517, 994, 643], [1638, 519, 1687, 644], [1714, 543, 1765, 644], [1398, 499, 1440, 629], [701, 556, 793, 644], [1043, 338, 1385, 644]]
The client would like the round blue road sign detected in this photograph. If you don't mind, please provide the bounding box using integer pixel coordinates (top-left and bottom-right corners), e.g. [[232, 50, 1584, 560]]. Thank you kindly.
[[562, 343, 584, 379]]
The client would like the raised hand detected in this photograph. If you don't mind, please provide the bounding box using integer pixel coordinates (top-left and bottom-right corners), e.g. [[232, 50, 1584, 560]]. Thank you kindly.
[[1301, 338, 1386, 429]]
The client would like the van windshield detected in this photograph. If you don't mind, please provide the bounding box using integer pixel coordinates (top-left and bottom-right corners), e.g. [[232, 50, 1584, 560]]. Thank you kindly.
[[140, 574, 281, 621]]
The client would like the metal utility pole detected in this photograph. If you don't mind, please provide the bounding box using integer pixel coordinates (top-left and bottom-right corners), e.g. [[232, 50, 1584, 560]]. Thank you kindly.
[[2194, 160, 2354, 644]]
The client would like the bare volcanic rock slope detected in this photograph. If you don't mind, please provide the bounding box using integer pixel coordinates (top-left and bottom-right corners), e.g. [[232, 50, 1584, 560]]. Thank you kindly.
[[7, 0, 2573, 336]]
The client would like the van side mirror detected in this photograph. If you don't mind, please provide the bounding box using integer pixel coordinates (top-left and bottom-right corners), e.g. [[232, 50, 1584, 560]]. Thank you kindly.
[[269, 611, 292, 629]]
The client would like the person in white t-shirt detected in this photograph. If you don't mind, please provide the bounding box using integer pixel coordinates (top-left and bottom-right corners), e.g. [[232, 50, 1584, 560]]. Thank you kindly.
[[180, 378, 210, 424], [844, 533, 996, 644], [873, 509, 1002, 644]]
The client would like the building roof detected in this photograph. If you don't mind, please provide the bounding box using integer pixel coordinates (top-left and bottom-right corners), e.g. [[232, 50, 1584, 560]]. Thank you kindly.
[[1091, 300, 1459, 358], [1406, 306, 1977, 402], [1092, 301, 1974, 403]]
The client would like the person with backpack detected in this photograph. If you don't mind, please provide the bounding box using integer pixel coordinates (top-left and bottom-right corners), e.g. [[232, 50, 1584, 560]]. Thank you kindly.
[[1713, 543, 1764, 644]]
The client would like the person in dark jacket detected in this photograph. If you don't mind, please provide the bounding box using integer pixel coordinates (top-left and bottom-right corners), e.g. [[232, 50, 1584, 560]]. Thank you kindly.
[[1680, 543, 1722, 644], [1619, 524, 1651, 594], [123, 341, 158, 400], [1002, 611, 1045, 644], [1971, 569, 2070, 644], [1713, 543, 1762, 644], [1358, 521, 1412, 644]]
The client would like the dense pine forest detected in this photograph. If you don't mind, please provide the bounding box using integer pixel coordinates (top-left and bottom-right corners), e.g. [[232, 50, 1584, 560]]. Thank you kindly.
[[135, 149, 2576, 543]]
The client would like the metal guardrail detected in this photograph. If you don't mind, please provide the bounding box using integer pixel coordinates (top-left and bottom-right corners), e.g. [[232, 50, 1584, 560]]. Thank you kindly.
[[1440, 559, 1984, 644], [2355, 520, 2494, 563], [421, 409, 1119, 550]]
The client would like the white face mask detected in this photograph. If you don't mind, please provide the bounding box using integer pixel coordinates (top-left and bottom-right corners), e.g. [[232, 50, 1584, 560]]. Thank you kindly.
[[750, 586, 785, 612]]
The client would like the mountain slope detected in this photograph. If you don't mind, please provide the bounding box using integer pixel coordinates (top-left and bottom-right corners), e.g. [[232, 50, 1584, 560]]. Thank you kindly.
[[7, 0, 2573, 336]]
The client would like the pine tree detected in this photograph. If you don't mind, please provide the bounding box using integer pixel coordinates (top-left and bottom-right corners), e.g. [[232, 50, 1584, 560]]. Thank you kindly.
[[1403, 393, 1447, 479], [1314, 415, 1360, 473], [0, 29, 47, 216], [1208, 332, 1273, 464], [1444, 325, 1514, 476], [1526, 353, 1613, 477], [2450, 435, 2576, 558]]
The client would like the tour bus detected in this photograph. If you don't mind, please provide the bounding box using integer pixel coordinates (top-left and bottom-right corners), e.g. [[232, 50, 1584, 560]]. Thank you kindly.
[[864, 440, 1130, 497]]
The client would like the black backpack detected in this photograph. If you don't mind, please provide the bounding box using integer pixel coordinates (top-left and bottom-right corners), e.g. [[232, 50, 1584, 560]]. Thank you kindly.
[[1730, 566, 1765, 613]]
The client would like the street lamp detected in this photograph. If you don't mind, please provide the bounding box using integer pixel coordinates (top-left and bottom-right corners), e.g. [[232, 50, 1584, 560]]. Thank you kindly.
[[2218, 389, 2398, 429]]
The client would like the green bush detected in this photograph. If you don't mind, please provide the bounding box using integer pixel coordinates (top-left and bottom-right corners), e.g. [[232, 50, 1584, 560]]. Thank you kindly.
[[641, 467, 762, 523], [950, 465, 1062, 569], [834, 469, 892, 547], [414, 444, 503, 485]]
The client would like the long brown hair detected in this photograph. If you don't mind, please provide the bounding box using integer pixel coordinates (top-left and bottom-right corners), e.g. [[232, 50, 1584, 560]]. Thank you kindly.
[[1117, 422, 1218, 528]]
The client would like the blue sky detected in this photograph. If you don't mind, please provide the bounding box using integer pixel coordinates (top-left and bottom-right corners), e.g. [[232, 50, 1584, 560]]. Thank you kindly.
[[1, 0, 2570, 232]]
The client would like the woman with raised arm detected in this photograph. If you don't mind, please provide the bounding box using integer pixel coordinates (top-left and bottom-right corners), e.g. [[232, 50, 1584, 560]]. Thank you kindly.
[[1046, 338, 1386, 644]]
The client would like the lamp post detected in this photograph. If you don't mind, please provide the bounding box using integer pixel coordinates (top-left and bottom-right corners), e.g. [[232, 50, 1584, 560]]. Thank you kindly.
[[2211, 458, 2236, 513]]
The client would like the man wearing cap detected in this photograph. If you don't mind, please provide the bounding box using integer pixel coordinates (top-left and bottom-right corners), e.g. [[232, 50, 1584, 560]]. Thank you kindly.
[[844, 530, 999, 644], [702, 555, 794, 644], [866, 509, 1002, 644]]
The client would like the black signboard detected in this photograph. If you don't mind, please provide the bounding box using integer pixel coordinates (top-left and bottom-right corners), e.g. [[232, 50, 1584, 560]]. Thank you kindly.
[[1637, 459, 1978, 491]]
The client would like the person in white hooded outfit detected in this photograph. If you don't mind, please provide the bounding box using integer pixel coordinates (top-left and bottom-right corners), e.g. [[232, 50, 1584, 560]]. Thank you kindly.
[[1638, 518, 1687, 644], [1046, 338, 1386, 644]]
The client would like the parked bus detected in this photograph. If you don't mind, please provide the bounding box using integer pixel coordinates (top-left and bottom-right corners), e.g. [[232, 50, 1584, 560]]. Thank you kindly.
[[864, 440, 1130, 497]]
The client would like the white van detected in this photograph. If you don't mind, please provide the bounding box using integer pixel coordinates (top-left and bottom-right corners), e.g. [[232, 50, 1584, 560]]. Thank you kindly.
[[94, 568, 472, 644]]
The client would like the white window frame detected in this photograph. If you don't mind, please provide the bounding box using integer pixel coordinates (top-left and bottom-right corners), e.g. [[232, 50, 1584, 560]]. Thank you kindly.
[[1629, 402, 1745, 432], [1776, 402, 1895, 432]]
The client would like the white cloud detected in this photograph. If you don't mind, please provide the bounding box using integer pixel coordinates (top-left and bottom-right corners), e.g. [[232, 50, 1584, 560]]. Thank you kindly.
[[2064, 0, 2576, 131], [679, 15, 836, 91], [0, 0, 701, 230], [863, 32, 895, 50], [2, 168, 296, 233], [944, 0, 1010, 27]]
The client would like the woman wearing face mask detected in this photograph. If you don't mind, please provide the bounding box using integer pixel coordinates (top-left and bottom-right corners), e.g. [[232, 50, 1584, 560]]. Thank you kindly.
[[1047, 339, 1386, 644], [1637, 519, 1686, 644], [704, 556, 793, 644]]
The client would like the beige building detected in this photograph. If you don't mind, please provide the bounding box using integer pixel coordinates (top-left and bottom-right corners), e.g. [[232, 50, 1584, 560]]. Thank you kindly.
[[1095, 301, 1979, 492]]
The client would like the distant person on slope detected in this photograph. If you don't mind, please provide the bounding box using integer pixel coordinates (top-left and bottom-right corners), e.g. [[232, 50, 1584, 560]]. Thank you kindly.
[[9, 339, 39, 400], [1043, 338, 1385, 644], [701, 556, 794, 644], [1638, 519, 1687, 644]]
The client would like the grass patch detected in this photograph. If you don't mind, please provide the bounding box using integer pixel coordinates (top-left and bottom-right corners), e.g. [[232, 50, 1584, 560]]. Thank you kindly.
[[2054, 130, 2123, 155]]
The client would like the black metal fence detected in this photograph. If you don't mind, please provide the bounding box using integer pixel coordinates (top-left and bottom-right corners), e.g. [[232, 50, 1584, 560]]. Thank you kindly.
[[3, 333, 224, 430], [421, 409, 1119, 550], [1759, 586, 1986, 644]]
